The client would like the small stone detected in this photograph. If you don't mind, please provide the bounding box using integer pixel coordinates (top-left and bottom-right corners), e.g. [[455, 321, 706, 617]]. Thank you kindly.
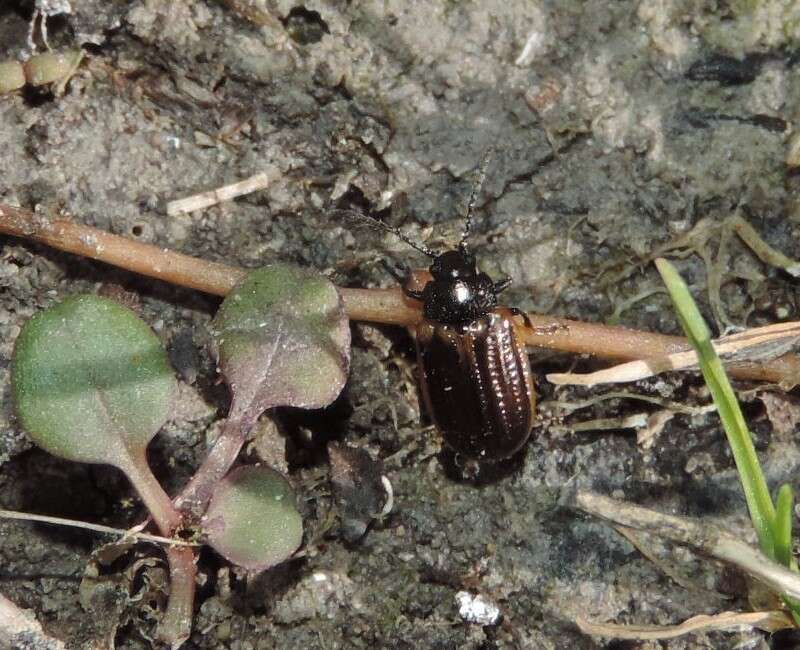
[[455, 591, 500, 626]]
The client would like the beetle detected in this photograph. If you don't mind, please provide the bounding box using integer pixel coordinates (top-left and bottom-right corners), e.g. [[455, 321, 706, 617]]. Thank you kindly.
[[346, 152, 535, 462], [411, 246, 535, 462]]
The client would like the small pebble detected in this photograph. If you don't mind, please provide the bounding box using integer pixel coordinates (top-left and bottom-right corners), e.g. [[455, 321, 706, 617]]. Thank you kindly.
[[455, 591, 500, 626]]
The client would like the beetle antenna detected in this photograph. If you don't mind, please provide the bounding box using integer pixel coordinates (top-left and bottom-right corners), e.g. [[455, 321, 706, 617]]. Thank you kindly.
[[460, 148, 494, 252], [331, 208, 437, 258]]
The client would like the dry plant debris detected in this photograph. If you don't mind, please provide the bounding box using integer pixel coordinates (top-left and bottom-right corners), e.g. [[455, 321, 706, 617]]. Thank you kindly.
[[571, 491, 800, 638]]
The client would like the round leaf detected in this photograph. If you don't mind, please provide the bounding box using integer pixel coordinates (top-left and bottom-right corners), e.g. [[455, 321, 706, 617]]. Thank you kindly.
[[202, 465, 303, 571], [12, 294, 176, 467], [212, 264, 350, 423]]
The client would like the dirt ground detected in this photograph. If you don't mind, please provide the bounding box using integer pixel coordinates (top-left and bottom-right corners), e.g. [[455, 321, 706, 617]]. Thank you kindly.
[[2, 1, 800, 648]]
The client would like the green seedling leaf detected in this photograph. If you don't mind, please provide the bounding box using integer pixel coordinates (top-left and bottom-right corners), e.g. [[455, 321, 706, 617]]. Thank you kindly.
[[12, 294, 182, 535], [212, 264, 350, 426], [177, 263, 349, 517], [202, 465, 302, 572], [13, 294, 193, 646], [13, 294, 177, 469]]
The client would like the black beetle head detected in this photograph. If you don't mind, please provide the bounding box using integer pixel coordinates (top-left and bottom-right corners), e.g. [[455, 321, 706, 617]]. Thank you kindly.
[[422, 247, 497, 325], [429, 247, 477, 280]]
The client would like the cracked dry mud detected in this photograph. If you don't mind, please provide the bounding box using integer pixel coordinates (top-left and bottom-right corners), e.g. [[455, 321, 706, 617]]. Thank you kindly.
[[2, 1, 800, 649]]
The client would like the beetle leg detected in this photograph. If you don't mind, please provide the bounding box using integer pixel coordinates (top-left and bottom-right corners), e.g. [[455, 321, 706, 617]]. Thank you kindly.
[[507, 307, 568, 335], [507, 306, 533, 329], [494, 277, 512, 294], [381, 258, 425, 300]]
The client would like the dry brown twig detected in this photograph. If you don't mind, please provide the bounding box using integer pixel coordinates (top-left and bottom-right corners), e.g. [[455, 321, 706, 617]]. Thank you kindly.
[[570, 491, 800, 599], [2, 203, 800, 384]]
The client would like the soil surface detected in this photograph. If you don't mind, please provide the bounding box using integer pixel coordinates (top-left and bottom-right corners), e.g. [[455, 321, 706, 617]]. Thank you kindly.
[[2, 1, 800, 649]]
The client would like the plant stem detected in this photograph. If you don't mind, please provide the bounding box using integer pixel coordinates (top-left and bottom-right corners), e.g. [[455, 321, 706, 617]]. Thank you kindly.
[[174, 417, 249, 519], [117, 449, 197, 647], [158, 547, 196, 647], [1, 203, 799, 383], [118, 449, 182, 536], [0, 204, 244, 296]]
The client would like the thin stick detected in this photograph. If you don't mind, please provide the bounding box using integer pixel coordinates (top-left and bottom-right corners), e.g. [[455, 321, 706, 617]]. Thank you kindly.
[[731, 214, 800, 278], [166, 170, 277, 216], [0, 508, 198, 546], [576, 610, 792, 640], [2, 203, 799, 383]]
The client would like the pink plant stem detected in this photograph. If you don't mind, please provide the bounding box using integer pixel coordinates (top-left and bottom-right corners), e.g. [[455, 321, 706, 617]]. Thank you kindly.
[[119, 450, 196, 646], [119, 450, 182, 535], [160, 547, 196, 646], [0, 204, 245, 295], [174, 417, 248, 518]]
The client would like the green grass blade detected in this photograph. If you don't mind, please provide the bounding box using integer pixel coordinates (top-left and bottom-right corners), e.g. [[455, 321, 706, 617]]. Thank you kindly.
[[655, 258, 776, 557], [775, 484, 795, 570]]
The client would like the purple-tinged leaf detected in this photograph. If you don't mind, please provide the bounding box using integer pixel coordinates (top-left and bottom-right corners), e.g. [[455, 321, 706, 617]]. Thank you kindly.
[[211, 264, 350, 426], [202, 465, 302, 572]]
